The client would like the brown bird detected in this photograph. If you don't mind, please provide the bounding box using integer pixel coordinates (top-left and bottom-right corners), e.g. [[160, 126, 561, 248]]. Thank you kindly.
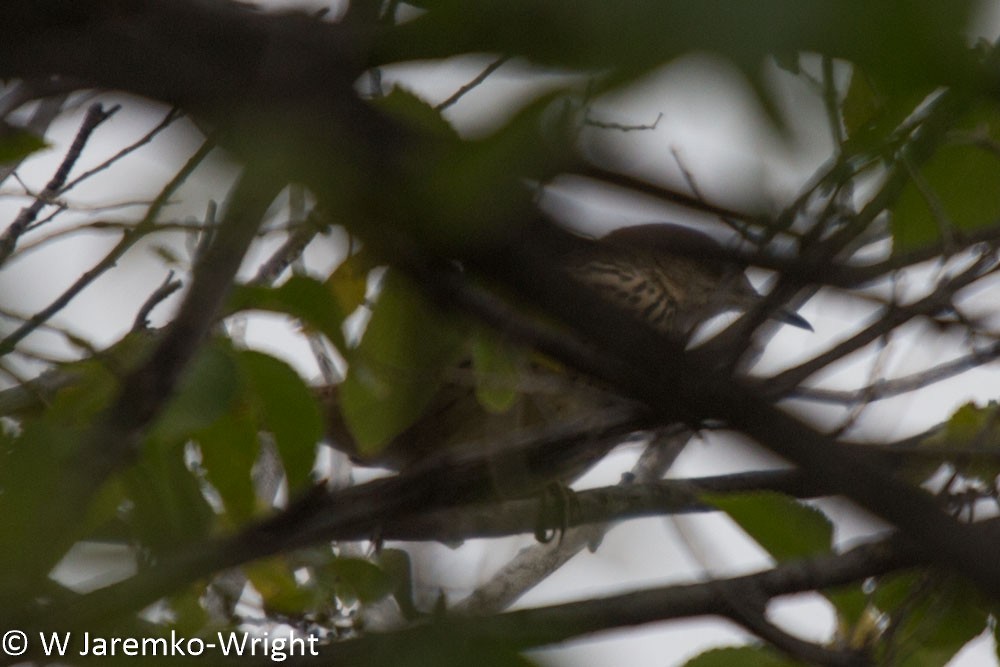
[[323, 223, 810, 469], [564, 223, 810, 339]]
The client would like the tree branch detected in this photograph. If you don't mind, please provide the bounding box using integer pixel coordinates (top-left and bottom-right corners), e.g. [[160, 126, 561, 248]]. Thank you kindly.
[[0, 138, 215, 357], [293, 538, 913, 666], [2, 165, 284, 599], [0, 102, 118, 265]]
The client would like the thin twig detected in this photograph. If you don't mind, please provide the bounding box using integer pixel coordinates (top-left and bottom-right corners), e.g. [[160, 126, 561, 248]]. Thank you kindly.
[[294, 540, 918, 664], [435, 56, 510, 112], [59, 107, 182, 195], [0, 80, 70, 188], [829, 327, 894, 439], [579, 165, 761, 223], [670, 146, 752, 241], [132, 271, 183, 332], [792, 339, 1000, 404], [37, 410, 647, 630], [821, 55, 845, 148], [0, 103, 119, 265], [900, 154, 956, 251], [0, 138, 215, 357], [765, 253, 999, 397], [584, 111, 663, 132], [251, 212, 328, 285], [14, 218, 217, 257], [0, 77, 72, 120], [7, 166, 286, 599]]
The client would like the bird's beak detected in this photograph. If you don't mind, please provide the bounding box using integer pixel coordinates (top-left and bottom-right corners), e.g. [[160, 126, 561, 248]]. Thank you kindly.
[[774, 308, 813, 331]]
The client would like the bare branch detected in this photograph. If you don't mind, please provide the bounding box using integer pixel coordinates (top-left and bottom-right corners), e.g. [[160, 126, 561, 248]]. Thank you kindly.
[[252, 212, 329, 285], [455, 428, 690, 616], [435, 56, 510, 112], [578, 164, 763, 224], [131, 271, 183, 332], [584, 110, 663, 132], [764, 253, 999, 397], [14, 218, 215, 256], [40, 410, 647, 628], [792, 339, 1000, 404], [0, 138, 215, 357], [304, 538, 913, 666], [0, 102, 118, 265], [0, 79, 71, 188], [5, 165, 285, 594], [58, 107, 182, 195]]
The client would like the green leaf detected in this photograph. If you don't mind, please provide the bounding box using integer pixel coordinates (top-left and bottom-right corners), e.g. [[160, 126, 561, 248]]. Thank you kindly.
[[326, 248, 378, 316], [120, 349, 237, 546], [0, 332, 170, 585], [0, 419, 82, 587], [918, 400, 1000, 483], [237, 350, 323, 491], [389, 632, 538, 667], [375, 88, 575, 254], [826, 585, 870, 635], [471, 329, 522, 414], [124, 437, 215, 553], [246, 558, 322, 615], [197, 411, 259, 522], [872, 571, 921, 611], [705, 491, 832, 561], [422, 90, 575, 245], [169, 587, 210, 636], [942, 401, 995, 441], [873, 574, 988, 667], [0, 123, 48, 164], [379, 548, 420, 620], [841, 68, 886, 140], [684, 645, 805, 667], [339, 270, 465, 454], [376, 1, 973, 96], [149, 340, 241, 444], [892, 103, 1000, 251], [324, 557, 394, 605], [0, 348, 138, 586], [228, 275, 348, 351], [374, 86, 460, 140]]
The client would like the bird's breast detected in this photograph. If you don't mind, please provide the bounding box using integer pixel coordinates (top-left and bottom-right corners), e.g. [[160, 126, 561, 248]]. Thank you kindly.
[[570, 255, 684, 335]]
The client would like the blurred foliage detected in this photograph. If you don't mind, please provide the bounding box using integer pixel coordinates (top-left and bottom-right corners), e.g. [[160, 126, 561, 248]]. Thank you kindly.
[[366, 86, 577, 254], [470, 327, 523, 414], [229, 275, 350, 351], [892, 102, 1000, 250], [376, 0, 975, 96], [339, 269, 467, 454], [684, 645, 806, 667], [870, 574, 990, 667], [915, 400, 1000, 484], [0, 121, 48, 164], [325, 246, 377, 315], [706, 491, 833, 562], [4, 1, 1000, 666]]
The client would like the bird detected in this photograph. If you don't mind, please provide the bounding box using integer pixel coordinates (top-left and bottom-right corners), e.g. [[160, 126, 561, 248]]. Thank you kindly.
[[322, 223, 810, 470], [563, 223, 811, 339]]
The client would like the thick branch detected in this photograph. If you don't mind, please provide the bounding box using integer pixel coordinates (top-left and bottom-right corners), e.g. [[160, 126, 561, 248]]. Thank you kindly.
[[292, 538, 913, 666]]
